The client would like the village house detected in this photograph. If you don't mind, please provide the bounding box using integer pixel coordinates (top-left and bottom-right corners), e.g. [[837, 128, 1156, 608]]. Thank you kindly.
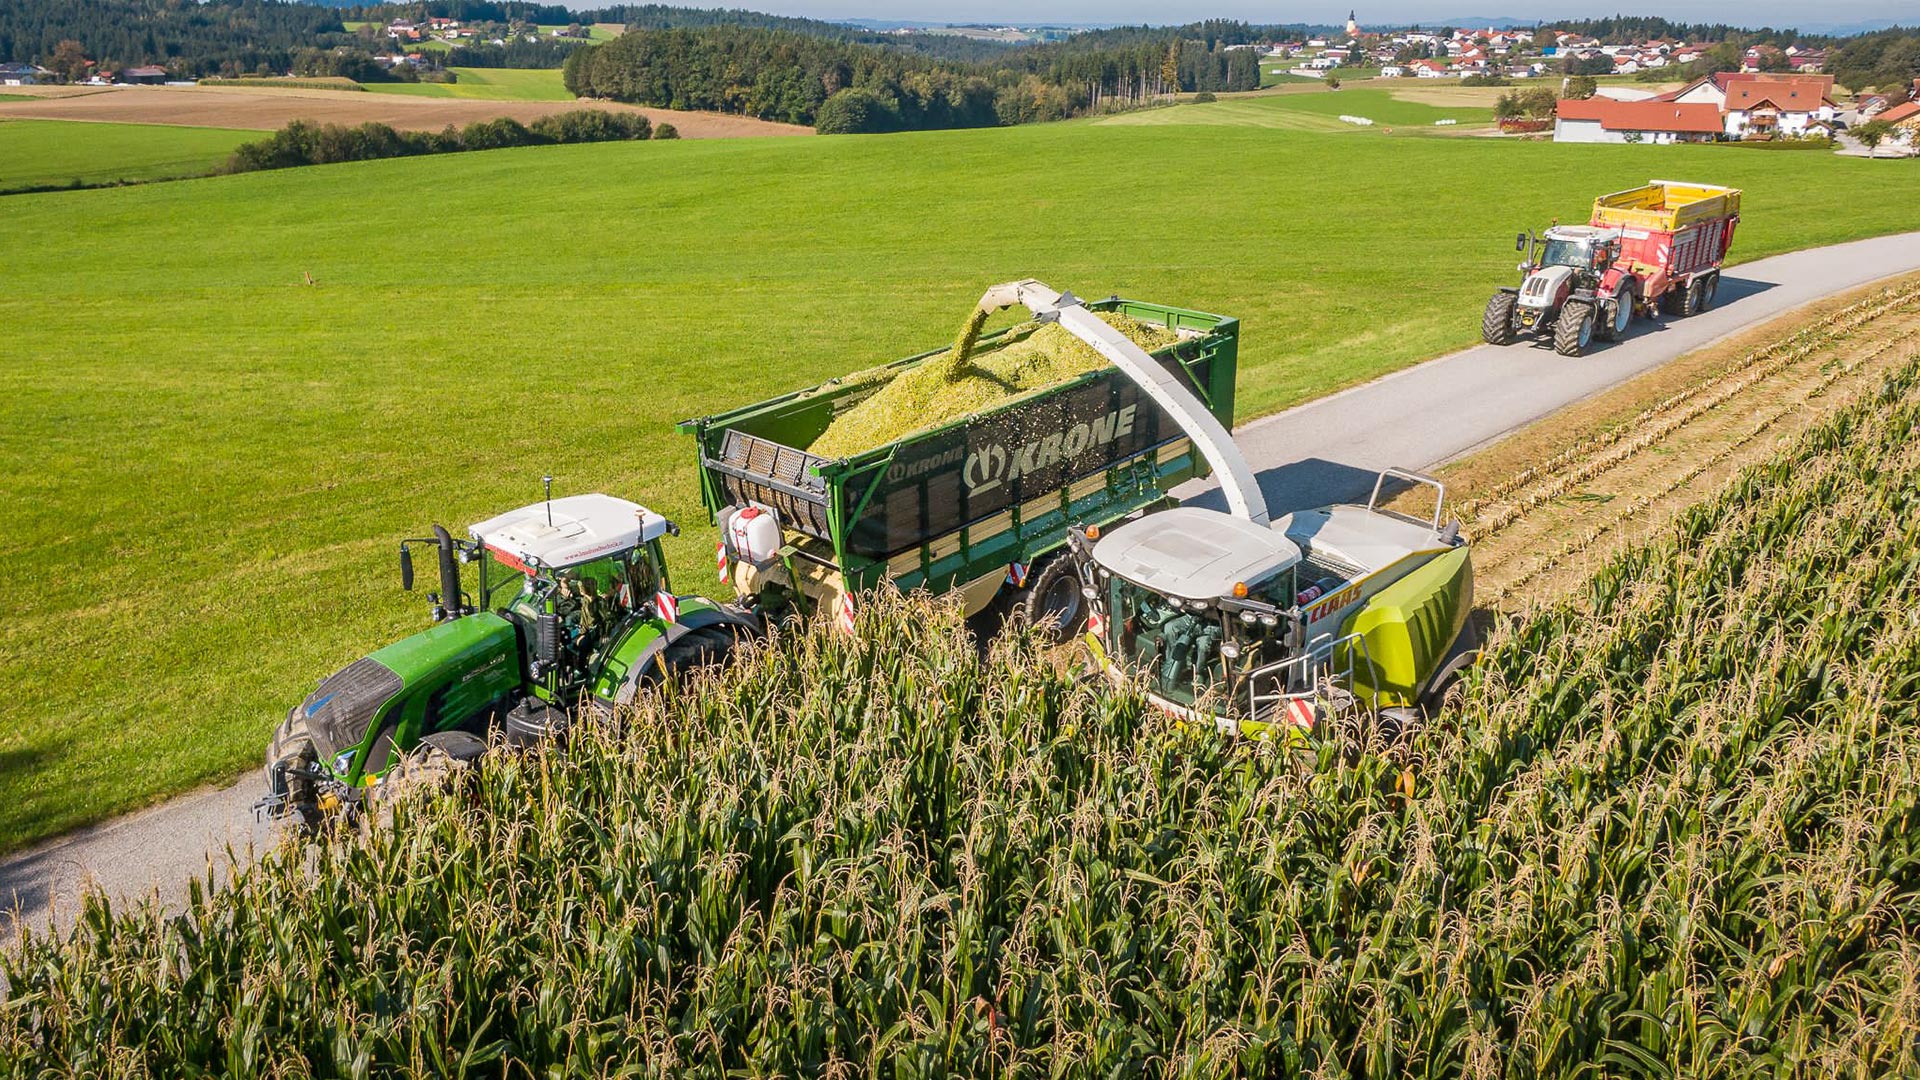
[[1721, 74, 1836, 136], [1878, 100, 1920, 150], [1552, 98, 1724, 143], [1648, 72, 1835, 137]]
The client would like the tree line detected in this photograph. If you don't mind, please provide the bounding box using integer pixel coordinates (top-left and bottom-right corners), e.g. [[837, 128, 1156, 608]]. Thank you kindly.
[[0, 0, 354, 78], [562, 24, 1264, 133], [1827, 28, 1920, 94], [342, 1, 1019, 62], [224, 109, 672, 173]]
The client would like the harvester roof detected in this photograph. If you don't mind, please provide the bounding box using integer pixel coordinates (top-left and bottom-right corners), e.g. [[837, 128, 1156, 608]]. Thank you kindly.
[[1276, 504, 1448, 578], [469, 494, 671, 570], [1091, 506, 1300, 601]]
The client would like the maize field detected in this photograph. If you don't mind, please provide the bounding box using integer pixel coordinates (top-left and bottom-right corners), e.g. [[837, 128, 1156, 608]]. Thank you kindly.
[[5, 358, 1920, 1076]]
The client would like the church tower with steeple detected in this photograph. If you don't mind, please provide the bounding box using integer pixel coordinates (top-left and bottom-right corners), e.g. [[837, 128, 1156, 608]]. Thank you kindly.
[[1346, 10, 1360, 36]]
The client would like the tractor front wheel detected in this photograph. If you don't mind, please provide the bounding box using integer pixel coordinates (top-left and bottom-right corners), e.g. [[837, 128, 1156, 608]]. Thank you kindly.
[[1594, 290, 1633, 342], [1021, 556, 1087, 642], [265, 711, 319, 827], [1481, 292, 1517, 345], [1553, 301, 1594, 357]]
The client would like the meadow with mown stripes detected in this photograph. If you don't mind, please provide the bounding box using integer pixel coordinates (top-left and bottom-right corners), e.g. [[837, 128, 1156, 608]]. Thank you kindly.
[[7, 346, 1920, 1074], [2, 112, 1918, 854]]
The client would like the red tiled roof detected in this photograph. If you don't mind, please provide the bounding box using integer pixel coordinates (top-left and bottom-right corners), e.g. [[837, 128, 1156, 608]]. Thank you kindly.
[[1880, 101, 1920, 125], [1556, 97, 1724, 133], [1724, 74, 1833, 109]]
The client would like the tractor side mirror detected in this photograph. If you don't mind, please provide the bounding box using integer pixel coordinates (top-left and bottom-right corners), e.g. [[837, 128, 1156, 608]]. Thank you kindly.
[[399, 545, 414, 591], [1515, 232, 1528, 251], [534, 613, 562, 666]]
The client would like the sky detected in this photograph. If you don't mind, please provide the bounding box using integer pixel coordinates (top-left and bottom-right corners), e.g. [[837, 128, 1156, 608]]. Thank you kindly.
[[740, 2, 1918, 32]]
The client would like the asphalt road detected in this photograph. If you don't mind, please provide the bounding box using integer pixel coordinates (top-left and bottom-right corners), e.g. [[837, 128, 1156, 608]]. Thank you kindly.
[[6, 230, 1920, 941]]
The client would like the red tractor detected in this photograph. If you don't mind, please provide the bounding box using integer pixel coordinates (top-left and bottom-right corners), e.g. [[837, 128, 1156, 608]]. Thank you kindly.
[[1484, 180, 1741, 357]]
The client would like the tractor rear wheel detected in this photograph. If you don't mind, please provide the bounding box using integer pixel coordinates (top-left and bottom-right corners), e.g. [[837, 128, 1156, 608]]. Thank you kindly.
[[1553, 301, 1594, 357], [1021, 556, 1087, 642], [659, 625, 740, 678], [1481, 293, 1517, 345]]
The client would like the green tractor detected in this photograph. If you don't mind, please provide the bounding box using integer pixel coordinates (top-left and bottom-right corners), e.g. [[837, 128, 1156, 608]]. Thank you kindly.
[[261, 491, 758, 826]]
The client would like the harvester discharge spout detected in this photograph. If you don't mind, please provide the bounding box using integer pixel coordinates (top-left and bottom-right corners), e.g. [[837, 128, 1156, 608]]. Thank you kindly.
[[973, 279, 1269, 526]]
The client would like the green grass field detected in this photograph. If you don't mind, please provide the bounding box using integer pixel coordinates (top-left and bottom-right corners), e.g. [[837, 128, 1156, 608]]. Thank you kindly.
[[0, 119, 1915, 852], [359, 66, 574, 100], [1104, 86, 1492, 131], [0, 119, 254, 193], [1259, 66, 1321, 87], [538, 24, 619, 40]]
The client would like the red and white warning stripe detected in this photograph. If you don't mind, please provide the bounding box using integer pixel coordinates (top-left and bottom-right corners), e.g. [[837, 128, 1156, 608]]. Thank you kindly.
[[1005, 562, 1030, 588], [1285, 698, 1316, 733], [655, 590, 679, 624], [835, 592, 857, 635], [715, 540, 730, 584], [1086, 609, 1104, 638]]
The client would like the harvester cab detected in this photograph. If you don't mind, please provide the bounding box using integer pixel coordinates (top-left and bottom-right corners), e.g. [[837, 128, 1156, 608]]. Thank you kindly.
[[261, 491, 757, 828], [1067, 471, 1475, 738], [970, 279, 1478, 739]]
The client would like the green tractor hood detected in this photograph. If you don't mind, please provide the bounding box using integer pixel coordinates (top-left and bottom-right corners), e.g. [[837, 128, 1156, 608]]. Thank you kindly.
[[295, 612, 520, 783]]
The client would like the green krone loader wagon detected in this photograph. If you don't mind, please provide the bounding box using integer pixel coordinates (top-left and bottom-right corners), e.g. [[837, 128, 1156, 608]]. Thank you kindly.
[[681, 291, 1242, 637]]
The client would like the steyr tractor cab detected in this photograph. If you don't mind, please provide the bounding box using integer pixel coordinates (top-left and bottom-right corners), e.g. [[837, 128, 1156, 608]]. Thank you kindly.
[[1486, 225, 1633, 357], [960, 280, 1479, 739], [262, 492, 757, 826]]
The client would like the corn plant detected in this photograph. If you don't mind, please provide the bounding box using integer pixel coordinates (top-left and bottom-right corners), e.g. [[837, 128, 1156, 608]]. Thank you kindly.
[[6, 359, 1920, 1078]]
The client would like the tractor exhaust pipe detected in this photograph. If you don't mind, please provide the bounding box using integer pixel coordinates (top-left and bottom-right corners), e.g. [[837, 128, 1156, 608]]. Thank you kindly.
[[433, 524, 462, 619]]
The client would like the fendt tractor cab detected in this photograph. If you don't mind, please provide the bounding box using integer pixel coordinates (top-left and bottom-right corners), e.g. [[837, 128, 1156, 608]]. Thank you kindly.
[[960, 281, 1479, 739], [261, 492, 757, 825]]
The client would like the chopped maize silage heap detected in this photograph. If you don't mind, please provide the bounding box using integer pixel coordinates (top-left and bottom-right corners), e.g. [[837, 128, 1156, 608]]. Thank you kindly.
[[809, 310, 1180, 458]]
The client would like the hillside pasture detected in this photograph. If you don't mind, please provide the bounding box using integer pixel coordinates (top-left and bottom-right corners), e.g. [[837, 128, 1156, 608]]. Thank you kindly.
[[0, 119, 1916, 852], [359, 66, 574, 101], [0, 118, 253, 192], [0, 83, 810, 137], [1259, 66, 1321, 87], [1101, 86, 1493, 131]]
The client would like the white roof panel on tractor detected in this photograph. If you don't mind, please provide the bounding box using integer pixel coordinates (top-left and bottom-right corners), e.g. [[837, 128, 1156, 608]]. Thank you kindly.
[[1091, 506, 1300, 601], [469, 493, 671, 570], [1275, 504, 1441, 577], [1545, 224, 1622, 242]]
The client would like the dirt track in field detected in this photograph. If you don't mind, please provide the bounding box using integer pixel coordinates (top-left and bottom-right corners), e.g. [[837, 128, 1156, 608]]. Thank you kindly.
[[0, 84, 812, 138]]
